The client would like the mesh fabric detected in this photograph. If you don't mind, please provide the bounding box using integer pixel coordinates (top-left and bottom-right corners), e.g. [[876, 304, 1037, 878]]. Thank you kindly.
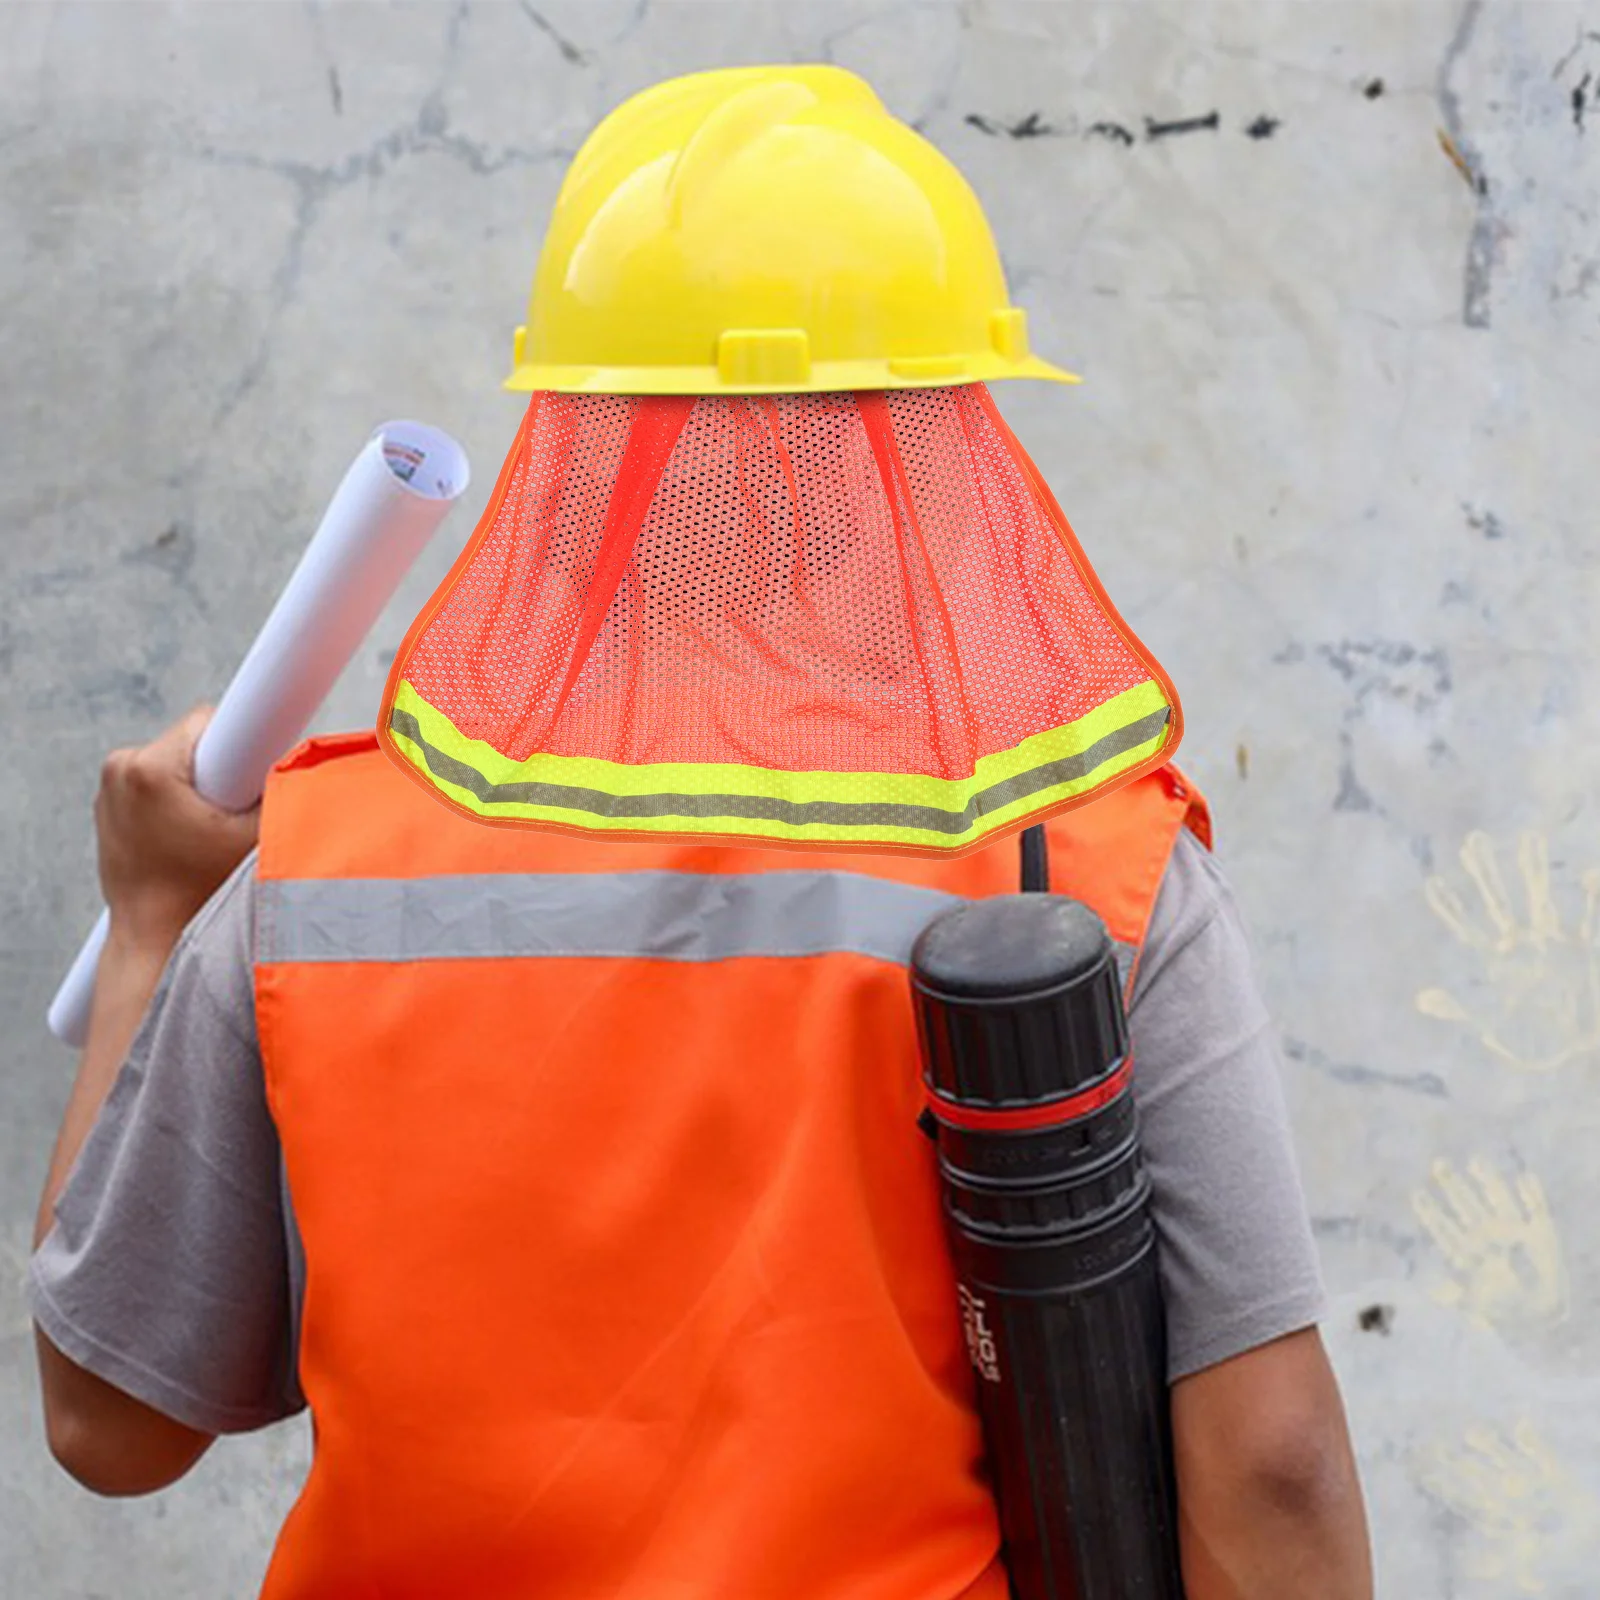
[[396, 386, 1165, 793]]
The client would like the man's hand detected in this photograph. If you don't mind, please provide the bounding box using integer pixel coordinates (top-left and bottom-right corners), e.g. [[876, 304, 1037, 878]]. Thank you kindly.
[[95, 706, 259, 946], [34, 708, 257, 1494]]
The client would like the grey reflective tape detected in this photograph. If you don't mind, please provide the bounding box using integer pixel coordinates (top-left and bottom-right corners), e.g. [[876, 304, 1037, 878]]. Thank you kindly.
[[388, 705, 1171, 836], [257, 869, 965, 967], [257, 867, 1142, 988]]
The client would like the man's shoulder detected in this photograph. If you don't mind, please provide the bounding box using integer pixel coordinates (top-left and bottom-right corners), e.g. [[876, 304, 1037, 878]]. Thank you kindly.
[[260, 728, 461, 879], [1148, 827, 1230, 948], [273, 729, 384, 774], [1044, 763, 1209, 858], [1040, 765, 1211, 953], [175, 851, 260, 1034]]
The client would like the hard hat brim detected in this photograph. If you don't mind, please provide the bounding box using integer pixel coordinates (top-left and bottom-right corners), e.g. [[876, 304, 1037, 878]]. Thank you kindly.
[[503, 352, 1081, 396]]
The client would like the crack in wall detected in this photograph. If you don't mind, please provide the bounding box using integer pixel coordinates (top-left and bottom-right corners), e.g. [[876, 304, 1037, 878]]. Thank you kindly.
[[518, 2, 588, 66], [184, 41, 573, 440], [1284, 1036, 1450, 1098], [1436, 0, 1496, 328], [814, 2, 968, 133]]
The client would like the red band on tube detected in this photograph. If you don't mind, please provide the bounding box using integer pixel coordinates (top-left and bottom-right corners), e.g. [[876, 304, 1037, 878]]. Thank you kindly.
[[925, 1056, 1134, 1134]]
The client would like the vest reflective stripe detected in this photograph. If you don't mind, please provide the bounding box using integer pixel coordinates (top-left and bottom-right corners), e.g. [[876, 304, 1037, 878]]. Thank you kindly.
[[258, 869, 959, 967], [257, 867, 1141, 977]]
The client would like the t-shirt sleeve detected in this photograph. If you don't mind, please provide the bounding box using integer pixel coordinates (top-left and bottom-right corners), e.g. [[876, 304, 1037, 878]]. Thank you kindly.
[[1127, 828, 1327, 1381], [29, 853, 303, 1434]]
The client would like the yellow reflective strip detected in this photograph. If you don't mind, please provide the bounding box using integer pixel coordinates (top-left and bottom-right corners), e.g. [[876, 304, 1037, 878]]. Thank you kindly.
[[390, 678, 1169, 809], [386, 679, 1171, 850], [389, 716, 1166, 850]]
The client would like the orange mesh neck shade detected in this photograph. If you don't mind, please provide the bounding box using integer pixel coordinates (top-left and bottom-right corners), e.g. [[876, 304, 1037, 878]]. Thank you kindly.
[[380, 385, 1180, 855]]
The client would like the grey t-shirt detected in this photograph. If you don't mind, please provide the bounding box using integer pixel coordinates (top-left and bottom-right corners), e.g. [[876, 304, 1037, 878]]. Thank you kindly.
[[30, 831, 1325, 1434]]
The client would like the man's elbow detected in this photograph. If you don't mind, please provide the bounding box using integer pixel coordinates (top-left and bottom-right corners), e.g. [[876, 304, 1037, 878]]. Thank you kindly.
[[46, 1401, 132, 1496], [37, 1331, 213, 1496], [1230, 1408, 1362, 1526], [43, 1399, 202, 1496]]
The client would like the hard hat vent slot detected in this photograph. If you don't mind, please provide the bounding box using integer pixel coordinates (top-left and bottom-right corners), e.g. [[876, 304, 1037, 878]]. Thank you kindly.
[[717, 330, 812, 387], [989, 308, 1030, 362]]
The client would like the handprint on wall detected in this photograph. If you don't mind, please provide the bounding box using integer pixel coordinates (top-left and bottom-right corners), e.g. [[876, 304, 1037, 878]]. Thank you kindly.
[[1416, 1420, 1596, 1594], [1411, 1157, 1567, 1329], [1416, 831, 1600, 1072]]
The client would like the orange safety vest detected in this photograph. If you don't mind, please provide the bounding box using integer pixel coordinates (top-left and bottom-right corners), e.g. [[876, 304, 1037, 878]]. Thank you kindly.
[[254, 732, 1210, 1600]]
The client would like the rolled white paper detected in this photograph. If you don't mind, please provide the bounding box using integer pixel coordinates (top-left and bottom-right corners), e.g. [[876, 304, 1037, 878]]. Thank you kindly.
[[46, 420, 470, 1047], [47, 909, 112, 1048]]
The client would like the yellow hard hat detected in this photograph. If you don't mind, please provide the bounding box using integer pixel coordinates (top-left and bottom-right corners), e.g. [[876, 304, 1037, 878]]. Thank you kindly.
[[507, 65, 1079, 395]]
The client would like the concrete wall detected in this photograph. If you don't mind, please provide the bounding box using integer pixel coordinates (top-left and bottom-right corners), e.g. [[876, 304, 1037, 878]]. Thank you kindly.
[[4, 2, 1599, 1593]]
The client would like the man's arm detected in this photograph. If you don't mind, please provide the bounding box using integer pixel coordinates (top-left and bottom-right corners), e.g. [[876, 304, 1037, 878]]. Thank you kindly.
[[34, 708, 259, 1494], [1125, 828, 1371, 1594], [1172, 1327, 1371, 1599]]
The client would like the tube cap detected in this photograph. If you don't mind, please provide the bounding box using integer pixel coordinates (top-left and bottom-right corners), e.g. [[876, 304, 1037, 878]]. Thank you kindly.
[[911, 895, 1127, 1109]]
